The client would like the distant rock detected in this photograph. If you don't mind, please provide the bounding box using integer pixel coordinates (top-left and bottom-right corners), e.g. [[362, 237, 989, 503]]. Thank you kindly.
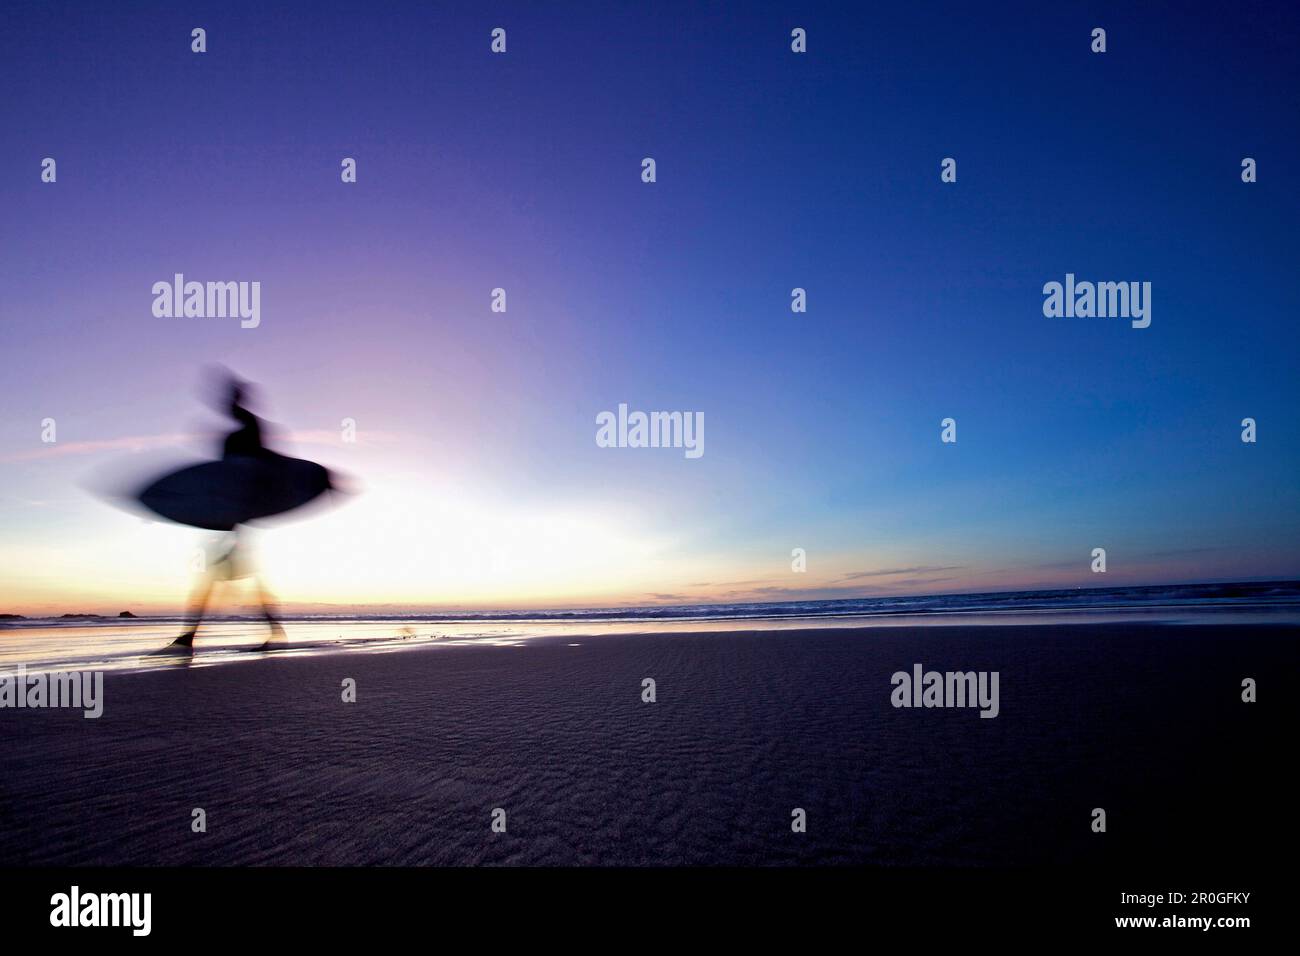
[[0, 613, 26, 621], [58, 613, 104, 619], [118, 611, 138, 618]]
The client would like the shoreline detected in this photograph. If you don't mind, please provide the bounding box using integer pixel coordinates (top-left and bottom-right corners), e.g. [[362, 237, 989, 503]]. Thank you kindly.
[[4, 604, 1300, 677]]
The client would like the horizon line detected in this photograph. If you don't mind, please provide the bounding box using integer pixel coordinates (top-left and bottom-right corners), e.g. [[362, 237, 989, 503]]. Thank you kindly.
[[9, 576, 1299, 620]]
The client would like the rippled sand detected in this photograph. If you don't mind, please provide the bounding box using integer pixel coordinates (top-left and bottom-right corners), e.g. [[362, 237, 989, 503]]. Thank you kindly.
[[0, 623, 1292, 867]]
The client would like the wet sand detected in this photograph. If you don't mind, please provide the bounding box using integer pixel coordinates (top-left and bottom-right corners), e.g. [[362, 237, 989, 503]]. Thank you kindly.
[[0, 623, 1292, 867]]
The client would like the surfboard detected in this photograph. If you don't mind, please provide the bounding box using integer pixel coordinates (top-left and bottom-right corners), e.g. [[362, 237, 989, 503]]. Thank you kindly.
[[135, 453, 332, 530]]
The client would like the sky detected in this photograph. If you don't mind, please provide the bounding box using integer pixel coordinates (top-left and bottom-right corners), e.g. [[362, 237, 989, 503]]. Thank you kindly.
[[1, 1, 1298, 614]]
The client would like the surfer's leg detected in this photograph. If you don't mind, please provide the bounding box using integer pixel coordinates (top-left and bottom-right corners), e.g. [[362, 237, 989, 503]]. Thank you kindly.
[[172, 577, 213, 646], [257, 576, 286, 644], [172, 532, 235, 646]]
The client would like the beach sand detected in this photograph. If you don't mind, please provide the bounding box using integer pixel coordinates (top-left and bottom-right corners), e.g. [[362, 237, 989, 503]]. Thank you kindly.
[[0, 623, 1292, 867]]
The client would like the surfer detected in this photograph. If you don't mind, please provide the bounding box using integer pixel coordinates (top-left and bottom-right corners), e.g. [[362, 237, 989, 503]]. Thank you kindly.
[[161, 374, 315, 650], [96, 367, 344, 654], [220, 377, 272, 461], [167, 377, 276, 647]]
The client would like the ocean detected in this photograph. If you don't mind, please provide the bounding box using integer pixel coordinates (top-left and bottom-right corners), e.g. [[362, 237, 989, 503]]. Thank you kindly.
[[3, 581, 1298, 674]]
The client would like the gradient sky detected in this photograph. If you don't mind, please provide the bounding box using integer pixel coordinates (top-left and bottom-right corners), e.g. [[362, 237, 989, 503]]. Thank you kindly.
[[2, 1, 1298, 613]]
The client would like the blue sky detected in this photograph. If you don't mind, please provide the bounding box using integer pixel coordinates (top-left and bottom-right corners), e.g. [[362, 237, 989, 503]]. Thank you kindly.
[[1, 1, 1297, 611]]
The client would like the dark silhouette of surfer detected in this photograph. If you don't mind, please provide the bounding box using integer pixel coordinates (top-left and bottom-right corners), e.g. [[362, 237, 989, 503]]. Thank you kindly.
[[222, 379, 270, 460], [171, 377, 278, 648], [129, 370, 338, 650]]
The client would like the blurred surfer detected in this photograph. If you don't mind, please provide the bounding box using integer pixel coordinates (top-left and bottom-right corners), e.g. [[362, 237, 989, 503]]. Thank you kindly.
[[170, 374, 285, 648], [99, 367, 345, 653]]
